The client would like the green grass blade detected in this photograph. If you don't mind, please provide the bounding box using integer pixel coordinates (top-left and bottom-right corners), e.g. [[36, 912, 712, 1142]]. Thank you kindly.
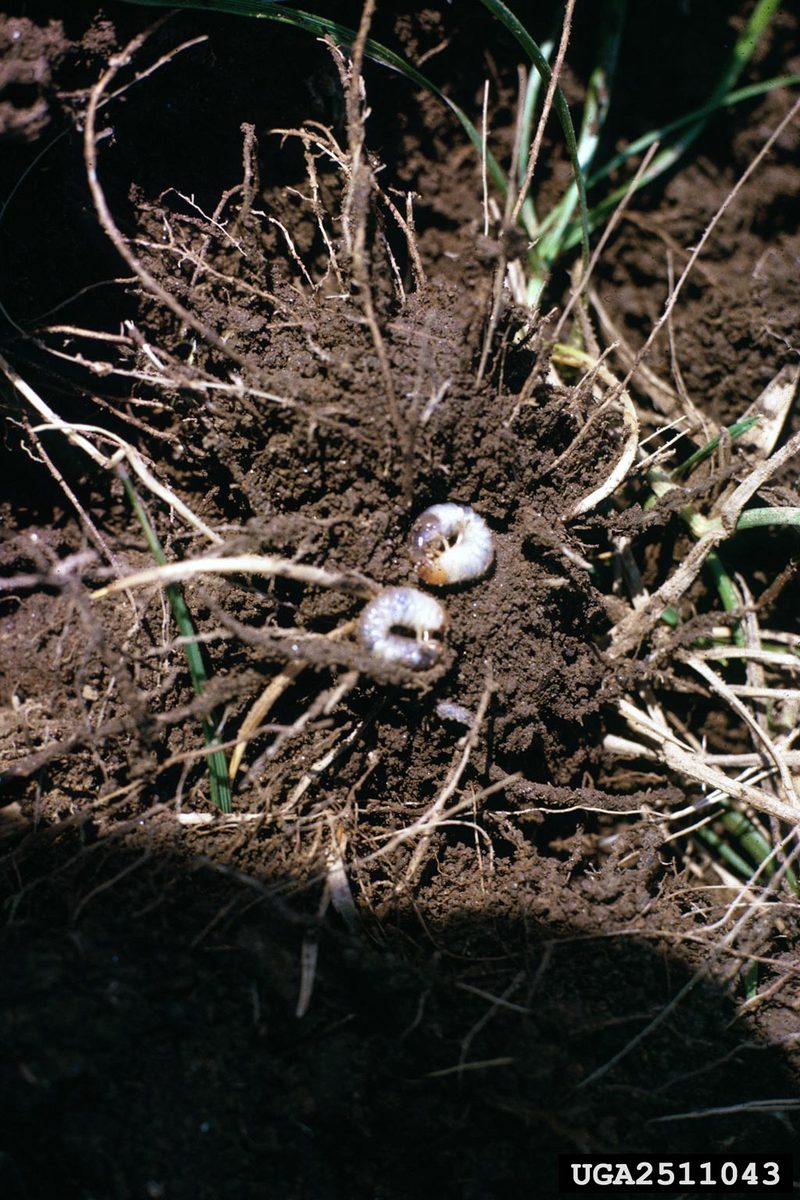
[[556, 0, 797, 256], [557, 74, 800, 250], [641, 0, 781, 176], [723, 807, 798, 894], [694, 819, 764, 882], [514, 39, 554, 238], [119, 470, 232, 812], [646, 418, 760, 647], [559, 74, 800, 249], [673, 416, 761, 478], [517, 38, 553, 191], [478, 0, 590, 270], [703, 549, 746, 647], [736, 506, 800, 531], [584, 75, 800, 200], [697, 805, 798, 896], [535, 0, 627, 268], [713, 0, 781, 102], [671, 419, 800, 532]]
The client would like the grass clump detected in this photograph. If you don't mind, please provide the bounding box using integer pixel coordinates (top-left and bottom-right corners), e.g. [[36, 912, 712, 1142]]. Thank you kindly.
[[120, 0, 799, 306]]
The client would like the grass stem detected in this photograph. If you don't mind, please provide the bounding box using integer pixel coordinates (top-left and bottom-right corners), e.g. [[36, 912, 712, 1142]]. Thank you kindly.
[[119, 469, 232, 812]]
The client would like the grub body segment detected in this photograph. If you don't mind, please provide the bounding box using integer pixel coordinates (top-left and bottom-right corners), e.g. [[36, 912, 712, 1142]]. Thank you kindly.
[[410, 503, 494, 586], [359, 585, 447, 669]]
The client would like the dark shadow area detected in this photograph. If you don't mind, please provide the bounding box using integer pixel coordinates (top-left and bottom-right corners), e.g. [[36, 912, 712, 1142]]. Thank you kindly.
[[1, 826, 797, 1200]]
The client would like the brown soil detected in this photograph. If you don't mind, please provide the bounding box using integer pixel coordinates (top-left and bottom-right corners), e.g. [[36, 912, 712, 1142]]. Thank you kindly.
[[1, 4, 799, 1199]]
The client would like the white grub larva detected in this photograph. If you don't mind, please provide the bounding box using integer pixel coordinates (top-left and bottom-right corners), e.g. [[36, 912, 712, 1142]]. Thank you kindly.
[[410, 503, 494, 587], [359, 586, 447, 670]]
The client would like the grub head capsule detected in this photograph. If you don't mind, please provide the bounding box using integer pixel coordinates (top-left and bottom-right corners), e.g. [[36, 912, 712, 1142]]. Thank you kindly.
[[410, 503, 494, 586]]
